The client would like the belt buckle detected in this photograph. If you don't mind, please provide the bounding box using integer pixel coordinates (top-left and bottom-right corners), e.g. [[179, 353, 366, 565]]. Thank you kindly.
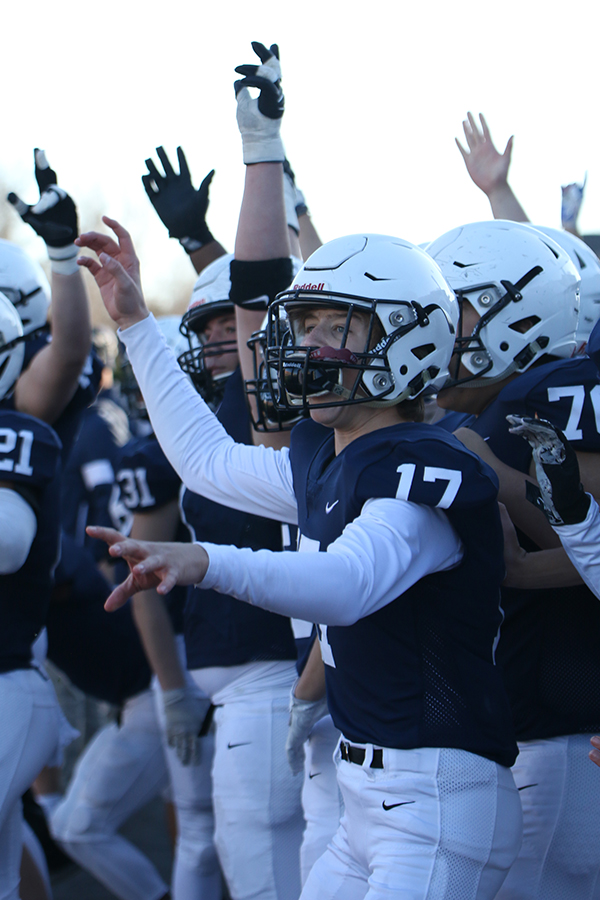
[[340, 741, 383, 768]]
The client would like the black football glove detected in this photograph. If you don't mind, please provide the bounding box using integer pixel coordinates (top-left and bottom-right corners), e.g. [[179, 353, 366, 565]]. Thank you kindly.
[[507, 414, 591, 525], [143, 146, 215, 254], [8, 150, 78, 257], [234, 42, 285, 164]]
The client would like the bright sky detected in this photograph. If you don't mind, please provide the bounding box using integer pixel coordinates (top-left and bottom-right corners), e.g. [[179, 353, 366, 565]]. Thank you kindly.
[[2, 0, 599, 316]]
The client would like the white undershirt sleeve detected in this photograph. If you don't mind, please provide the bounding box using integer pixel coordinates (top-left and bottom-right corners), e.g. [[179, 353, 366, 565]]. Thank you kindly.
[[199, 497, 463, 625], [0, 488, 37, 574], [553, 494, 600, 600], [119, 314, 298, 524]]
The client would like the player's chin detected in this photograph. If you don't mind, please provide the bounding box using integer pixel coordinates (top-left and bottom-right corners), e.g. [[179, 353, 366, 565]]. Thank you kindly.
[[307, 397, 346, 428]]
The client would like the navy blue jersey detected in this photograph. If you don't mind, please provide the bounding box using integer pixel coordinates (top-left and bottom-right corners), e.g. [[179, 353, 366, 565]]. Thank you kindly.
[[435, 409, 475, 433], [47, 534, 151, 705], [182, 368, 297, 670], [289, 418, 517, 767], [0, 331, 103, 462], [112, 432, 186, 635], [467, 360, 600, 740], [473, 357, 600, 472], [0, 410, 61, 673], [62, 391, 130, 562], [588, 319, 600, 373]]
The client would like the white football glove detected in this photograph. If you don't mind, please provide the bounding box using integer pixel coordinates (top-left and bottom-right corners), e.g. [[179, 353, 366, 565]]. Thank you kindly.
[[285, 685, 329, 776], [162, 687, 212, 766], [234, 42, 285, 165]]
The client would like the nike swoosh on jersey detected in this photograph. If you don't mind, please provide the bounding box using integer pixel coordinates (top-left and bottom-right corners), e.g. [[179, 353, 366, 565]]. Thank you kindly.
[[227, 741, 252, 749], [325, 500, 339, 514], [382, 800, 415, 810], [308, 772, 321, 779], [517, 783, 538, 791]]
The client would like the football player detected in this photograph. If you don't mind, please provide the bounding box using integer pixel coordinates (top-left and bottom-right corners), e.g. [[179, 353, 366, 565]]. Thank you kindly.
[[427, 219, 600, 898], [0, 290, 64, 899], [79, 211, 525, 900]]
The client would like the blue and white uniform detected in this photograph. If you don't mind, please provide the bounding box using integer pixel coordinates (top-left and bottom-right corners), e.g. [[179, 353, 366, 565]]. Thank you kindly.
[[0, 332, 103, 463], [51, 431, 197, 900], [120, 314, 523, 900], [464, 356, 600, 899], [0, 409, 63, 900], [61, 389, 130, 562], [180, 369, 303, 900], [111, 431, 219, 900]]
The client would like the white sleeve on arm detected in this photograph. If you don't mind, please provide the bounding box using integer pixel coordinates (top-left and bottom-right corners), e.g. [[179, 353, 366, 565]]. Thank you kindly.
[[199, 498, 463, 625], [553, 494, 600, 600], [0, 488, 37, 574], [119, 315, 298, 524]]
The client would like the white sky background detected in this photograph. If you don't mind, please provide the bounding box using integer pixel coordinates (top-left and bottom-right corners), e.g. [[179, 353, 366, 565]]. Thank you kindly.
[[1, 0, 599, 316]]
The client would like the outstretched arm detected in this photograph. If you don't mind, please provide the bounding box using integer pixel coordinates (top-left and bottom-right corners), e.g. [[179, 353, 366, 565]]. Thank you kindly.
[[91, 496, 462, 623], [231, 41, 294, 447], [77, 219, 298, 521], [456, 113, 529, 222], [10, 150, 91, 423]]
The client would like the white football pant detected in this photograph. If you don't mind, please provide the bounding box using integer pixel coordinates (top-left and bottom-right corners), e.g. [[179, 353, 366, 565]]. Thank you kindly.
[[0, 669, 60, 900], [497, 734, 600, 899], [301, 714, 343, 885], [51, 688, 170, 900], [302, 743, 523, 900]]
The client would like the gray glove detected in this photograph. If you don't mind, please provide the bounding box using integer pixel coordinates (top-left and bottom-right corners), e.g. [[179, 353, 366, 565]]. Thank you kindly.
[[162, 687, 212, 766], [234, 42, 285, 164], [285, 686, 328, 775], [506, 414, 590, 525]]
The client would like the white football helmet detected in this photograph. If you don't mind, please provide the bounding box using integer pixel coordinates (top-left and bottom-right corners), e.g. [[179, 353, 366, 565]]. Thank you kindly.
[[0, 239, 51, 334], [426, 221, 580, 387], [533, 226, 600, 350], [178, 254, 238, 405], [266, 234, 458, 410], [0, 290, 26, 400], [156, 314, 188, 360]]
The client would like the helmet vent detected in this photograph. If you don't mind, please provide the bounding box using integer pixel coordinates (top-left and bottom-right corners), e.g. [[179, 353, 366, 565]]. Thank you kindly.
[[364, 272, 392, 282], [509, 315, 540, 334], [541, 241, 559, 259], [411, 343, 435, 360], [575, 251, 586, 269]]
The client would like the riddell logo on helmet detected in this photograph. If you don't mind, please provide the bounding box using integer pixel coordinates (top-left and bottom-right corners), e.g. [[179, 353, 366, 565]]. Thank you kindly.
[[189, 298, 209, 309], [294, 282, 329, 292]]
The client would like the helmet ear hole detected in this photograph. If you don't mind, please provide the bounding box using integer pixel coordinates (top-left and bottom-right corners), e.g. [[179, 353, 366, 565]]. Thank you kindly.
[[509, 315, 541, 334], [411, 343, 436, 360]]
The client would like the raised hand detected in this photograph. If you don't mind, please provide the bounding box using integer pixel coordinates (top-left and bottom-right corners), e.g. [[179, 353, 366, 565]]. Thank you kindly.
[[234, 41, 285, 164], [456, 113, 529, 221], [142, 146, 215, 253], [76, 217, 147, 329], [8, 150, 79, 272], [456, 113, 513, 197], [561, 176, 586, 234], [86, 525, 210, 611]]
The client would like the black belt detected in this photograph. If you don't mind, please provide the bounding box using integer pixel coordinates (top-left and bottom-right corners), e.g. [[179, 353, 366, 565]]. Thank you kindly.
[[340, 741, 383, 768]]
